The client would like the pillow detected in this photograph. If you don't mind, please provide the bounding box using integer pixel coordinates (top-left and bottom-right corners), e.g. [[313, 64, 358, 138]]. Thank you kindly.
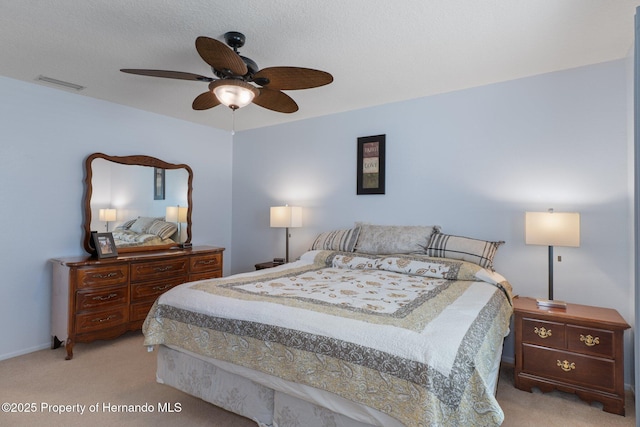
[[310, 227, 361, 252], [424, 232, 504, 270], [354, 223, 440, 255], [119, 218, 137, 230], [129, 217, 158, 234], [147, 220, 178, 240]]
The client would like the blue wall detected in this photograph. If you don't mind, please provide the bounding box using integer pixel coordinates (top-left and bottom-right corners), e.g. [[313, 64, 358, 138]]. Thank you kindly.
[[232, 59, 634, 381]]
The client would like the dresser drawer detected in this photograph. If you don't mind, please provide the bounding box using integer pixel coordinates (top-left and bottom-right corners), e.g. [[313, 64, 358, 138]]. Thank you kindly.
[[131, 258, 188, 281], [189, 270, 223, 282], [76, 285, 128, 311], [76, 264, 128, 289], [521, 318, 565, 348], [567, 325, 614, 358], [131, 276, 185, 302], [75, 306, 128, 333], [522, 344, 616, 392], [130, 301, 156, 322], [190, 253, 222, 274]]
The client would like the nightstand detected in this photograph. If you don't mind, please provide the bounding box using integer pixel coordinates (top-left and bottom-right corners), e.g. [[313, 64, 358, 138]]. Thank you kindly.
[[513, 296, 630, 415], [255, 261, 282, 270]]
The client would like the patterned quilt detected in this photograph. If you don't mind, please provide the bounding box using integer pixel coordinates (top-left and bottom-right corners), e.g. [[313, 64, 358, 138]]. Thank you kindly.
[[143, 250, 513, 426], [111, 229, 173, 247]]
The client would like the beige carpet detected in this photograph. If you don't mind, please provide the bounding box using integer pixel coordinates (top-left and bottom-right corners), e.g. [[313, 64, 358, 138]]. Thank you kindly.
[[0, 331, 634, 426]]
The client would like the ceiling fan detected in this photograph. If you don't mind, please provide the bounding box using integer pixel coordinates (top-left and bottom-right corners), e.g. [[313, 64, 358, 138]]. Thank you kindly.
[[121, 31, 333, 114]]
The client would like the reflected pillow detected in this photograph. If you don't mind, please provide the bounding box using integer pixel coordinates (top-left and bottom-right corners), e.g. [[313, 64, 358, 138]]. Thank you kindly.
[[129, 217, 158, 234], [424, 232, 504, 270], [354, 223, 441, 254], [311, 227, 361, 252], [148, 220, 178, 240]]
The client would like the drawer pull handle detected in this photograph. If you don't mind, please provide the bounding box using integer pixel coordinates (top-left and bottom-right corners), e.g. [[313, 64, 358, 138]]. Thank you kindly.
[[196, 259, 217, 265], [580, 334, 600, 347], [91, 272, 118, 279], [92, 293, 118, 301], [534, 326, 552, 338], [557, 360, 576, 372], [152, 285, 172, 291], [91, 314, 117, 323], [153, 266, 174, 272]]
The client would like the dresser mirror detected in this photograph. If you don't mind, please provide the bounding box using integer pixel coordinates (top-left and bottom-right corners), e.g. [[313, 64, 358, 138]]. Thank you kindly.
[[82, 153, 193, 254]]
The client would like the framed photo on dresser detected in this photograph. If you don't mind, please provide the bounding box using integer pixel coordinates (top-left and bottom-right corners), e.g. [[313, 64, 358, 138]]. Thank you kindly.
[[92, 232, 118, 259]]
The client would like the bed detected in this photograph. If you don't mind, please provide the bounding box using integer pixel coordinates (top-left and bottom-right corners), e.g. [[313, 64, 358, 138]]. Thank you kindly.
[[143, 225, 513, 426], [111, 216, 177, 248]]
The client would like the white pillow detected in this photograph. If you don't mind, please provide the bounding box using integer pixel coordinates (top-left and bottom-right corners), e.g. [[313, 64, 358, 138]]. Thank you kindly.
[[129, 217, 158, 234], [354, 223, 440, 254]]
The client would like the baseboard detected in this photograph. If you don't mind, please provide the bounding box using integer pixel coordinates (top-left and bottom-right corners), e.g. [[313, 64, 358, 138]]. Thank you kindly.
[[0, 342, 51, 362]]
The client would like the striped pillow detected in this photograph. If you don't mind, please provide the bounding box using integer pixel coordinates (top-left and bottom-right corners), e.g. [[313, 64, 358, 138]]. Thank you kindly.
[[425, 233, 504, 270], [148, 220, 178, 240], [311, 227, 361, 252]]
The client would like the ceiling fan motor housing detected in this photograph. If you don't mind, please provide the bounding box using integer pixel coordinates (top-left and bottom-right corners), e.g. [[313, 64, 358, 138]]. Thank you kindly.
[[224, 31, 246, 50]]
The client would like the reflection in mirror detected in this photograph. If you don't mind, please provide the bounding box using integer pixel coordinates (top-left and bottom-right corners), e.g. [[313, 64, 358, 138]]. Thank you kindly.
[[83, 153, 193, 254]]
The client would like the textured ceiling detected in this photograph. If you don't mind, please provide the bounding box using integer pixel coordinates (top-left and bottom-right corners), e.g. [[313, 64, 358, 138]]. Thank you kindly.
[[1, 1, 639, 131]]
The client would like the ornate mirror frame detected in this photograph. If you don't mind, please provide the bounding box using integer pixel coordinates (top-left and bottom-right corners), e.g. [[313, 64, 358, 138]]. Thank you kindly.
[[82, 153, 193, 254]]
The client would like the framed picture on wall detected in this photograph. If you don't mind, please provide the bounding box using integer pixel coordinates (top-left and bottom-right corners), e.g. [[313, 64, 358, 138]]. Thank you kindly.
[[154, 167, 165, 200], [92, 232, 118, 259], [357, 134, 386, 195]]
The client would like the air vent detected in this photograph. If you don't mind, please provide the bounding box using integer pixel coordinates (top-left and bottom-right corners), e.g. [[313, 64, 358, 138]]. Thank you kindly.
[[35, 75, 85, 91]]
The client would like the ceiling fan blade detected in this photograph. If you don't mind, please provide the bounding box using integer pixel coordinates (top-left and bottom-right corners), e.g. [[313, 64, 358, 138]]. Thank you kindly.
[[253, 88, 298, 113], [253, 67, 333, 90], [195, 36, 247, 76], [120, 69, 213, 82], [192, 90, 221, 110]]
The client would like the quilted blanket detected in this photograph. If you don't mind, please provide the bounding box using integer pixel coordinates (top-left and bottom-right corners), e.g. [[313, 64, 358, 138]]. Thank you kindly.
[[143, 250, 513, 426]]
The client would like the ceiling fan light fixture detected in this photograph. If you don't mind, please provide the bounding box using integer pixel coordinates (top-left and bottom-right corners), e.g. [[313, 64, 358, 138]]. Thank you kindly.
[[210, 80, 258, 110]]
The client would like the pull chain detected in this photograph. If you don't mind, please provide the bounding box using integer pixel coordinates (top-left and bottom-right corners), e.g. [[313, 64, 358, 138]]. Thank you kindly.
[[231, 108, 236, 136]]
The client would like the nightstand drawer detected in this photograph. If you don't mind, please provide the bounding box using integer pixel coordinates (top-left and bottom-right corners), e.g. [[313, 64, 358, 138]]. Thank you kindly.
[[76, 285, 128, 311], [77, 265, 128, 289], [567, 325, 614, 358], [521, 318, 565, 347], [522, 344, 615, 392]]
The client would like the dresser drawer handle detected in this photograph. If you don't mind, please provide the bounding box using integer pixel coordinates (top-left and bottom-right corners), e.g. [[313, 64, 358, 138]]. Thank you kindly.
[[534, 326, 552, 338], [152, 284, 172, 291], [91, 272, 119, 279], [196, 259, 218, 265], [153, 266, 174, 272], [91, 314, 117, 323], [579, 334, 600, 347], [557, 359, 576, 372], [92, 293, 118, 301]]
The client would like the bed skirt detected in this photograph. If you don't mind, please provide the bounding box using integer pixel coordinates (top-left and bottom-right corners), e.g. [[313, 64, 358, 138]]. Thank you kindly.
[[156, 343, 504, 426]]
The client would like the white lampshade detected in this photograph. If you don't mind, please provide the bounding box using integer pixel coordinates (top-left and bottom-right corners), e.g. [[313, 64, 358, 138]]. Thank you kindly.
[[99, 208, 117, 222], [211, 80, 258, 110], [270, 206, 302, 228], [525, 211, 580, 247], [166, 206, 188, 223]]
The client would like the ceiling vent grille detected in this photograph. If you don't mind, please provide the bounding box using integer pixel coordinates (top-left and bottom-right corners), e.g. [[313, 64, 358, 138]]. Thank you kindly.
[[35, 75, 85, 91]]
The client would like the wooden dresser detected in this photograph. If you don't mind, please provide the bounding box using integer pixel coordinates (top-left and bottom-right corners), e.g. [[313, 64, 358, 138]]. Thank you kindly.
[[513, 296, 630, 415], [51, 246, 224, 360]]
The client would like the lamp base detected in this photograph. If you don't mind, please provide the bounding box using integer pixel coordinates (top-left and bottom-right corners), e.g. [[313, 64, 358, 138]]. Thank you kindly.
[[536, 298, 567, 309]]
